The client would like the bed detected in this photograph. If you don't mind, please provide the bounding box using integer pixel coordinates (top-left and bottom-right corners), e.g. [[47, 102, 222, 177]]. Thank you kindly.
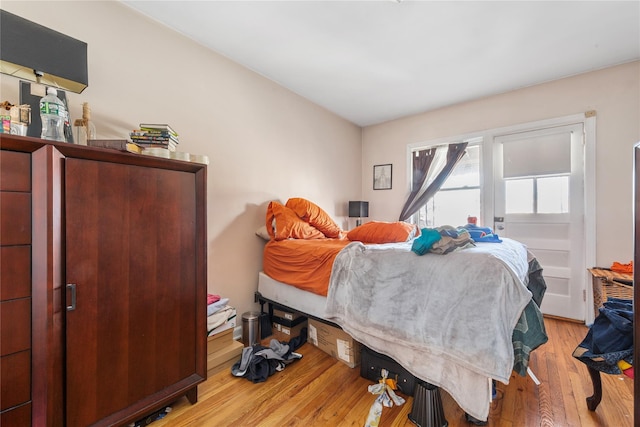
[[257, 198, 548, 421]]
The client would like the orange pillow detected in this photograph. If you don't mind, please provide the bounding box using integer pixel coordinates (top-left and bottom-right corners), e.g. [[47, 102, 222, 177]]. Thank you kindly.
[[266, 201, 326, 241], [285, 197, 342, 238], [347, 221, 419, 244]]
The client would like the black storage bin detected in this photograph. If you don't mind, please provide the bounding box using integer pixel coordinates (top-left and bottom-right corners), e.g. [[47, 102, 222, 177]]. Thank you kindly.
[[270, 314, 307, 328], [360, 346, 415, 396]]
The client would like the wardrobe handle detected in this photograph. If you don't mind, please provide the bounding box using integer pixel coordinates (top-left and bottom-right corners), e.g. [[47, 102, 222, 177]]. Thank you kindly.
[[66, 283, 77, 311]]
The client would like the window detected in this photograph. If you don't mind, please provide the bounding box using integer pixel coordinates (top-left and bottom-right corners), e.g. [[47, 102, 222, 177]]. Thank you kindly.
[[416, 144, 481, 228], [505, 175, 569, 214]]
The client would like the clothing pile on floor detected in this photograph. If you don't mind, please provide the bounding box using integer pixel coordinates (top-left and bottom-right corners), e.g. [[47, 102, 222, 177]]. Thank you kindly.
[[207, 294, 236, 337], [231, 329, 307, 383], [573, 297, 634, 378]]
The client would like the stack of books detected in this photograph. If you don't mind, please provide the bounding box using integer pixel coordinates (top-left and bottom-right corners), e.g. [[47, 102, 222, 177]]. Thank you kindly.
[[130, 123, 179, 152]]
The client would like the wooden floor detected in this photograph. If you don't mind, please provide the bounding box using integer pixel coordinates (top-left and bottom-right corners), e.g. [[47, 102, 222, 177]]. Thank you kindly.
[[153, 317, 633, 427]]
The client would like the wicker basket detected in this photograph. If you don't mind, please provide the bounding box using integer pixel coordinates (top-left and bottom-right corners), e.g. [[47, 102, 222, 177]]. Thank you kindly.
[[589, 268, 633, 318]]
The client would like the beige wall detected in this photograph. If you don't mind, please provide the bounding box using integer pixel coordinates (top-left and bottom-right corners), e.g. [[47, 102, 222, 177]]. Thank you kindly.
[[362, 61, 640, 266], [0, 1, 362, 318], [3, 2, 638, 316]]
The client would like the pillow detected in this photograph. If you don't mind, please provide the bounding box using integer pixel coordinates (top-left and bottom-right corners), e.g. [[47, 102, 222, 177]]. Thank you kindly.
[[285, 197, 342, 238], [347, 221, 419, 244], [255, 225, 271, 241], [266, 201, 326, 241]]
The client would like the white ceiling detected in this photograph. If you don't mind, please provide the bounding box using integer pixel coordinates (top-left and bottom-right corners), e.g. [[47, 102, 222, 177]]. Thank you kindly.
[[121, 1, 640, 127]]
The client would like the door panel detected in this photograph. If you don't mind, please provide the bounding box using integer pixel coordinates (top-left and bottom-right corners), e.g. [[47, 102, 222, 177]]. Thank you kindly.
[[494, 124, 585, 320], [65, 158, 198, 426]]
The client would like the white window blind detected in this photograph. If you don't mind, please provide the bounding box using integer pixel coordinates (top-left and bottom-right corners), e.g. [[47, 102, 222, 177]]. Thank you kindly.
[[502, 132, 571, 178]]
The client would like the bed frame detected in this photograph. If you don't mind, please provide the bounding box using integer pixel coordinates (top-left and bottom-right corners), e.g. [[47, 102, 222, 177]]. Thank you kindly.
[[255, 273, 451, 427]]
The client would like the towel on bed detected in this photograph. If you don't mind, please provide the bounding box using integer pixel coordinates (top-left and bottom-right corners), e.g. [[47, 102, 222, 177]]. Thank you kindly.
[[324, 237, 532, 421]]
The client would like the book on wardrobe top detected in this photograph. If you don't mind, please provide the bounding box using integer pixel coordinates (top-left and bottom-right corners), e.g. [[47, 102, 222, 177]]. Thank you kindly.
[[138, 123, 178, 136], [87, 139, 145, 154]]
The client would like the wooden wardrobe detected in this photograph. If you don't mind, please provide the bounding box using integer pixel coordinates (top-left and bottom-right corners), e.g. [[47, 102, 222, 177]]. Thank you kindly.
[[0, 134, 207, 427]]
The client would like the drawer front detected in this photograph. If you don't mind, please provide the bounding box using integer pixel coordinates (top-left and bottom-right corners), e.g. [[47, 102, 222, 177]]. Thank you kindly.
[[0, 350, 31, 411], [0, 192, 31, 246], [0, 402, 31, 427], [0, 298, 31, 356], [0, 246, 31, 301], [0, 150, 30, 192]]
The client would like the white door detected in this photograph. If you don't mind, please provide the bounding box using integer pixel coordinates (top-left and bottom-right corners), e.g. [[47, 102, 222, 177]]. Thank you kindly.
[[494, 124, 585, 321]]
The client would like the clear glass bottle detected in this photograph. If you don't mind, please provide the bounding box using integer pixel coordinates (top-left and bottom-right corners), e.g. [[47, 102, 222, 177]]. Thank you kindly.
[[74, 102, 96, 145]]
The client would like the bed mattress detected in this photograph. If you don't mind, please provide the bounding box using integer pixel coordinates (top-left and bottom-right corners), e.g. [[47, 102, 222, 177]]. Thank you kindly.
[[257, 271, 328, 320]]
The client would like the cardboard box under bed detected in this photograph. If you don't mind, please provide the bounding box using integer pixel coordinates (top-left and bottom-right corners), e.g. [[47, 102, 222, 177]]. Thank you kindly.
[[307, 318, 361, 368]]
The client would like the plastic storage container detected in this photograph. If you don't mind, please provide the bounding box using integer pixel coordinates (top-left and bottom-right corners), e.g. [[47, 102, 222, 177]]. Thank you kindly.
[[242, 311, 261, 347], [40, 87, 67, 142]]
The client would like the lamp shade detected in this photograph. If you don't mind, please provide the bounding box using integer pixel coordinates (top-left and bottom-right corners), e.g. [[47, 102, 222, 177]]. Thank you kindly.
[[348, 201, 369, 218], [0, 10, 88, 93]]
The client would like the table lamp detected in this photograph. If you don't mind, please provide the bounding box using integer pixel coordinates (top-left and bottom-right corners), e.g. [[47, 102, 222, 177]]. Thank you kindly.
[[349, 201, 369, 227], [0, 10, 88, 93]]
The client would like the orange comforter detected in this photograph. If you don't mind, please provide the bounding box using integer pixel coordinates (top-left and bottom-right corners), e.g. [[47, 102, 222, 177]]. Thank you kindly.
[[262, 238, 351, 296]]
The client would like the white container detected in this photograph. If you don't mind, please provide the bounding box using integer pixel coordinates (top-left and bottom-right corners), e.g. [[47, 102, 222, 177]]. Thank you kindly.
[[142, 147, 170, 158], [40, 87, 67, 142], [73, 102, 96, 145], [10, 122, 27, 136]]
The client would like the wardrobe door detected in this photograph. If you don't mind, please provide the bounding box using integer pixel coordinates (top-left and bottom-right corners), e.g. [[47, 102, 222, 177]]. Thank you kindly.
[[64, 158, 199, 427]]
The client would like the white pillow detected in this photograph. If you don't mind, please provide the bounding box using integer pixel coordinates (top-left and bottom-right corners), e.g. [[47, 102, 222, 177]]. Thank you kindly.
[[255, 225, 271, 241]]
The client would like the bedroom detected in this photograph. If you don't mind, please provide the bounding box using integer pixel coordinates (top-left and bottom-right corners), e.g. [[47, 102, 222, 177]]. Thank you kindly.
[[0, 1, 637, 426]]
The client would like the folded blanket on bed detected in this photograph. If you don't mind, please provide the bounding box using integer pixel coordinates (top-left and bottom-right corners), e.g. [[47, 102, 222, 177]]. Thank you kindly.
[[324, 237, 532, 421]]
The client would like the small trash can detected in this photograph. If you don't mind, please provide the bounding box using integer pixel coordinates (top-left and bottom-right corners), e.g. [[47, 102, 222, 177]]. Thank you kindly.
[[242, 311, 261, 347]]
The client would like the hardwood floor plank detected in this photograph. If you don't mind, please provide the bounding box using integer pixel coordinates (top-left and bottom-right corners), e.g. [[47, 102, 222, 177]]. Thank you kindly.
[[150, 318, 633, 426], [568, 369, 606, 427], [597, 374, 634, 427], [536, 382, 553, 427], [497, 375, 517, 424], [294, 372, 379, 425], [256, 363, 357, 426], [545, 352, 572, 426]]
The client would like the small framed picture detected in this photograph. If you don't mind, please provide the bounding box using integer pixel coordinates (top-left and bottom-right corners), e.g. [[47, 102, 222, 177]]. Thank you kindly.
[[373, 164, 392, 190]]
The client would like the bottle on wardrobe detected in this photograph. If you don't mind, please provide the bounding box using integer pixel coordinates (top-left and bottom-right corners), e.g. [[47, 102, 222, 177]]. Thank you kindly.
[[40, 87, 67, 142], [74, 102, 97, 145]]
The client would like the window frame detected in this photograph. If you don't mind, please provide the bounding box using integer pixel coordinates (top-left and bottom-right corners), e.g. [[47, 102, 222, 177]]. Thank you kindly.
[[504, 173, 570, 215], [410, 139, 483, 228]]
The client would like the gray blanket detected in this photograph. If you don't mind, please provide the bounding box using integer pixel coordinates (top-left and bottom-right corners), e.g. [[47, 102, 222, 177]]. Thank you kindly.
[[324, 238, 532, 421]]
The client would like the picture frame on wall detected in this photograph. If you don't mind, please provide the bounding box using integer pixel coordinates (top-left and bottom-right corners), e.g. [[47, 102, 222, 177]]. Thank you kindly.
[[373, 164, 392, 190]]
